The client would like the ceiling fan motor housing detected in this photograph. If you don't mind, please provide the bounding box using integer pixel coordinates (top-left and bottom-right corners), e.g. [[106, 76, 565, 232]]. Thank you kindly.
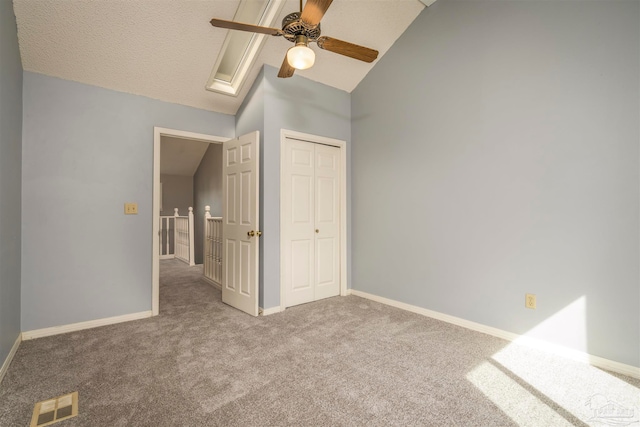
[[282, 12, 321, 42], [209, 0, 379, 79]]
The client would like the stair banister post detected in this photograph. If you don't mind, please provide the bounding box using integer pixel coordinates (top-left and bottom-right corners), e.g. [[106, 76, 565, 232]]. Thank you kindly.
[[204, 206, 211, 276], [188, 207, 195, 266], [173, 208, 179, 259]]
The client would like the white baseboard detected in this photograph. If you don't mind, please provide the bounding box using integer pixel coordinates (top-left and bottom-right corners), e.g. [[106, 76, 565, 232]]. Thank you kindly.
[[22, 311, 153, 340], [350, 289, 640, 380], [159, 254, 174, 260], [0, 334, 21, 385], [202, 276, 222, 290], [259, 306, 282, 316]]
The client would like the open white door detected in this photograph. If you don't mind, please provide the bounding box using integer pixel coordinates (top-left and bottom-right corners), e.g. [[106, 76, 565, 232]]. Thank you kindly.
[[222, 131, 260, 316]]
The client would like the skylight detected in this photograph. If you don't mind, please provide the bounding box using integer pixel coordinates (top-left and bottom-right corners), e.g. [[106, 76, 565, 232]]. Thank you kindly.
[[206, 0, 285, 96]]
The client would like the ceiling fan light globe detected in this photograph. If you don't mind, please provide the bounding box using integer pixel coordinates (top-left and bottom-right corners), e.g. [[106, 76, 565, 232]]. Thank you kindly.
[[287, 45, 315, 70]]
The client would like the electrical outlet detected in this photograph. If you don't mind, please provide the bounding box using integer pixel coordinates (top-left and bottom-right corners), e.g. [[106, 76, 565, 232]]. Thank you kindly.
[[124, 203, 138, 215], [525, 293, 536, 309]]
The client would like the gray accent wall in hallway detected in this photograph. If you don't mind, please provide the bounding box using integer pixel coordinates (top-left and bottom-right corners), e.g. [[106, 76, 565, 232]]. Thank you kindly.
[[193, 143, 223, 265], [0, 0, 23, 367], [21, 72, 234, 331], [351, 0, 639, 367], [160, 174, 193, 217]]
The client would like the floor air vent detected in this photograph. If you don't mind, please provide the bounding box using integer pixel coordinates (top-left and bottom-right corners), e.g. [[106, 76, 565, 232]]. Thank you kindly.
[[30, 392, 78, 427]]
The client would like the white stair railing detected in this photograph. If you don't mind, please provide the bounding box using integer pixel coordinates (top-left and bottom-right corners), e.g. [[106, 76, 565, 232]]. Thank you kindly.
[[159, 215, 175, 258], [174, 207, 195, 266], [203, 205, 222, 287]]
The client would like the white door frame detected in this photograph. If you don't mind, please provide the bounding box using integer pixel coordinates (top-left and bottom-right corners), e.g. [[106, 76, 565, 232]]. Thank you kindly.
[[152, 127, 229, 316], [279, 129, 348, 311]]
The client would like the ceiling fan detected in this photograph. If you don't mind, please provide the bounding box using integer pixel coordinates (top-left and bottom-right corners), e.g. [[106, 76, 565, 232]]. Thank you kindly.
[[210, 0, 379, 78]]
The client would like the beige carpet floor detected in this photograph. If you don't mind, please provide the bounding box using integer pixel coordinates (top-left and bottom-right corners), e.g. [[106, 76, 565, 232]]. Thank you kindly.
[[0, 259, 638, 426]]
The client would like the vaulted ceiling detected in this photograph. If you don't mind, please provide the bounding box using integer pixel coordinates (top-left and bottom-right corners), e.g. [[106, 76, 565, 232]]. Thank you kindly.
[[160, 136, 211, 176], [13, 0, 427, 115]]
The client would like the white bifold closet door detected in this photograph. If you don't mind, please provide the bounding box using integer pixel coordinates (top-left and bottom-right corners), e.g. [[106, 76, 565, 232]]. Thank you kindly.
[[283, 138, 341, 307]]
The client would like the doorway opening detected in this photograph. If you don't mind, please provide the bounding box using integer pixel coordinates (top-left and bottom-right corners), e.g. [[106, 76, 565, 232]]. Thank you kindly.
[[152, 127, 228, 316]]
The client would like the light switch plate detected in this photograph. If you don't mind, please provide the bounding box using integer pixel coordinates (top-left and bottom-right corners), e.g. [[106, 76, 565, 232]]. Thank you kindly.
[[525, 293, 536, 309], [124, 203, 138, 215]]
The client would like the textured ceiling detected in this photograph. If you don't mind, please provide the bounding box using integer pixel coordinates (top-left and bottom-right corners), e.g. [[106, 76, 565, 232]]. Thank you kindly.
[[13, 0, 425, 115], [161, 136, 211, 176]]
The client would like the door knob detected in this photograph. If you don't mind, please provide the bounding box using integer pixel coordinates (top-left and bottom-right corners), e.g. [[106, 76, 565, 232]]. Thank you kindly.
[[247, 230, 255, 237], [315, 229, 319, 233], [256, 231, 262, 237]]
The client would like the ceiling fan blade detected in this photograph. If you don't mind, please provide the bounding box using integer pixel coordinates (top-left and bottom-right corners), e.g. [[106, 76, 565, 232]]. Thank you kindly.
[[316, 36, 379, 63], [277, 54, 295, 78], [210, 18, 283, 36], [300, 0, 333, 27]]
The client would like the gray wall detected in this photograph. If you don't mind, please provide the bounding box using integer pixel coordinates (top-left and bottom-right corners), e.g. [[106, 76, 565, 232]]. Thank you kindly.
[[351, 0, 639, 367], [235, 67, 265, 139], [0, 0, 23, 367], [235, 68, 266, 306], [262, 66, 351, 309], [235, 65, 351, 309], [21, 72, 234, 331], [193, 143, 222, 265], [160, 174, 193, 217]]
